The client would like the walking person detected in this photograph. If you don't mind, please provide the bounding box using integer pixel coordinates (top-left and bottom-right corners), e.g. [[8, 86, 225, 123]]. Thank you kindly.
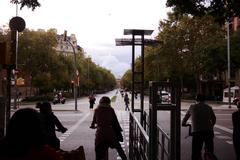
[[0, 108, 63, 160], [182, 94, 216, 160], [232, 101, 240, 160], [89, 94, 96, 110], [124, 93, 130, 111], [37, 101, 67, 150], [90, 96, 127, 160]]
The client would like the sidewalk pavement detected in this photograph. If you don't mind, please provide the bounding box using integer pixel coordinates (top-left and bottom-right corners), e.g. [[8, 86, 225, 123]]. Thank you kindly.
[[16, 95, 238, 112], [15, 96, 90, 112], [181, 101, 238, 111]]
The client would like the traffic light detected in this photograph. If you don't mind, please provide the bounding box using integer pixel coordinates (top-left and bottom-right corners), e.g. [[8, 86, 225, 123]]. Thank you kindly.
[[0, 42, 7, 65], [10, 30, 16, 66]]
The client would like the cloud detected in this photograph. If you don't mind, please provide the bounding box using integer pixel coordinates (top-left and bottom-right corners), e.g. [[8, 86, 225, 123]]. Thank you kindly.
[[85, 46, 131, 78], [83, 41, 144, 78], [100, 55, 130, 78]]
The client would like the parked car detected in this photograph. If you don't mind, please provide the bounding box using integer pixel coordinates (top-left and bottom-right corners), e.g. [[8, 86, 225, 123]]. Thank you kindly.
[[52, 93, 66, 104], [157, 91, 171, 103], [162, 91, 171, 103]]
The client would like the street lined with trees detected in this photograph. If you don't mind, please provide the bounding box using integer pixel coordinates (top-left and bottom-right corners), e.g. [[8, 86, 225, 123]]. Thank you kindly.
[[0, 28, 116, 98]]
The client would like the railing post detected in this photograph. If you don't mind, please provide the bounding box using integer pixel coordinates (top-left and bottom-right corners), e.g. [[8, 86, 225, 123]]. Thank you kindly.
[[149, 81, 181, 160], [149, 82, 158, 160]]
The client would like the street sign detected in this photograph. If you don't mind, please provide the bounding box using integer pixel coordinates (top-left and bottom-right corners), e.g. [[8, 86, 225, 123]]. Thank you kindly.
[[9, 16, 25, 32]]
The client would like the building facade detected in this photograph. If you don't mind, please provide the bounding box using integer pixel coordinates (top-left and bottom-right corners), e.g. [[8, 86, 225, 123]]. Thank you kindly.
[[55, 33, 78, 56]]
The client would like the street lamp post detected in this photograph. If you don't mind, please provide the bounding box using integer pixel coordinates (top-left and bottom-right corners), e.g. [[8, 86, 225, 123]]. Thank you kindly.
[[13, 3, 19, 110], [227, 21, 231, 108], [64, 31, 78, 111]]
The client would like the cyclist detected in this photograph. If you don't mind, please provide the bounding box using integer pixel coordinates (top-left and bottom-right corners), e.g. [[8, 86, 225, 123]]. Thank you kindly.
[[182, 94, 216, 160]]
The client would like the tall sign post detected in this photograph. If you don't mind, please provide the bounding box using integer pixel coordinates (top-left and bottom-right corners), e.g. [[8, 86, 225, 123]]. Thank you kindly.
[[0, 16, 25, 136], [9, 16, 25, 110]]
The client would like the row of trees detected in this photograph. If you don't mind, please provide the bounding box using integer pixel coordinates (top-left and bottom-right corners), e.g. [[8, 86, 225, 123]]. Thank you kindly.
[[121, 12, 240, 98], [0, 28, 116, 95]]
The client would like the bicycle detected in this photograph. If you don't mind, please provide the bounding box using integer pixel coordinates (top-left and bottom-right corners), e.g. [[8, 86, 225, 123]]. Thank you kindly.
[[182, 124, 218, 160]]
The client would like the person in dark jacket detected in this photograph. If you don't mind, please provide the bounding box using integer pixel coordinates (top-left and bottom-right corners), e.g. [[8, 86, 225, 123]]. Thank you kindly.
[[89, 94, 96, 110], [124, 93, 129, 111], [232, 101, 240, 160], [90, 96, 127, 160], [37, 102, 67, 150], [0, 108, 63, 160], [182, 94, 216, 160]]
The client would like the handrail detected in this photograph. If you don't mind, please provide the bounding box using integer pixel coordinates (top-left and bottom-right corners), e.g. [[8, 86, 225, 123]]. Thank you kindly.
[[144, 111, 171, 160], [157, 123, 170, 140], [130, 110, 149, 142], [129, 110, 149, 160], [129, 110, 171, 160]]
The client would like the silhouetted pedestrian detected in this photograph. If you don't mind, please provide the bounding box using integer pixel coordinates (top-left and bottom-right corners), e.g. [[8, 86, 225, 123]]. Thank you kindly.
[[0, 108, 63, 160], [232, 101, 240, 160], [124, 93, 129, 111], [37, 102, 67, 150], [134, 91, 138, 99], [90, 96, 127, 160], [182, 94, 216, 160], [89, 94, 96, 110]]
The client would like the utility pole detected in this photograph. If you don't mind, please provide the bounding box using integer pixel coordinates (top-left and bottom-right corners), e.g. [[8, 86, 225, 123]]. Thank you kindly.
[[63, 30, 78, 111], [227, 21, 231, 108], [13, 2, 20, 110]]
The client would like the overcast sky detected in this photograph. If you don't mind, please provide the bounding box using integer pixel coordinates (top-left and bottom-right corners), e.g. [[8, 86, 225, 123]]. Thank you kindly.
[[0, 0, 171, 78]]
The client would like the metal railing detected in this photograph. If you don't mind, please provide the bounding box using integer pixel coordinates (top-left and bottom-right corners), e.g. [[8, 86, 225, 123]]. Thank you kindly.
[[129, 81, 180, 160], [129, 110, 171, 160], [157, 125, 170, 160], [129, 110, 149, 160]]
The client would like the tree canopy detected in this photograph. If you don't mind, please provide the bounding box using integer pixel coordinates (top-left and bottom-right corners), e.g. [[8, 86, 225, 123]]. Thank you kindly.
[[10, 0, 41, 10], [166, 0, 240, 24], [121, 12, 232, 95], [1, 27, 116, 94]]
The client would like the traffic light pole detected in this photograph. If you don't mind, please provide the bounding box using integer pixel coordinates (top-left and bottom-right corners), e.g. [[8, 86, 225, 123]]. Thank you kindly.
[[71, 41, 78, 111], [63, 30, 78, 111]]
